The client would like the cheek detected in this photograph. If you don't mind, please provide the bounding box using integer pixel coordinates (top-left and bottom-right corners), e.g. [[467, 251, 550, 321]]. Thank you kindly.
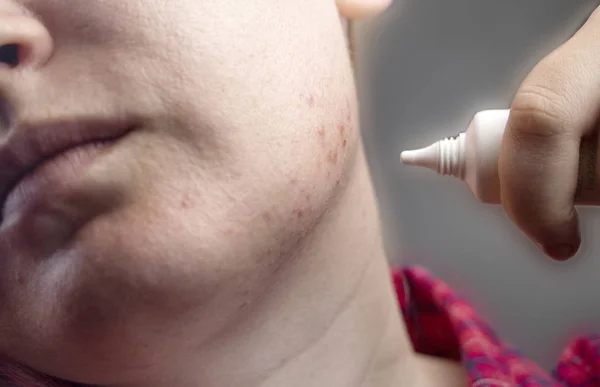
[[0, 97, 359, 384], [291, 95, 355, 215], [317, 97, 354, 175]]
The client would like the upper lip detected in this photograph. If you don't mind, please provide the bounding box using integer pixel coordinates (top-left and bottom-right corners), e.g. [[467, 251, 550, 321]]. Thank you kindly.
[[0, 118, 134, 219]]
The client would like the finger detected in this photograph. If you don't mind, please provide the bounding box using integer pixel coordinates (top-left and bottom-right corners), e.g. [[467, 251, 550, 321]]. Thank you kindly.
[[336, 0, 392, 19], [499, 7, 600, 260]]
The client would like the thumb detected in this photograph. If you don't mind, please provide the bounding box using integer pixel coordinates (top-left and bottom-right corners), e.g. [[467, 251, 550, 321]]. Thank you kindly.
[[499, 8, 600, 260]]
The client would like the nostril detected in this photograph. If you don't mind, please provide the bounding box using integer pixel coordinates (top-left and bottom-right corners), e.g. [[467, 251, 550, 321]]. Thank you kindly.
[[0, 44, 20, 68]]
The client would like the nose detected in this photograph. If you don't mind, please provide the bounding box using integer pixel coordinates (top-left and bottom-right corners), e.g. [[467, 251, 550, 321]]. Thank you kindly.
[[0, 12, 53, 69]]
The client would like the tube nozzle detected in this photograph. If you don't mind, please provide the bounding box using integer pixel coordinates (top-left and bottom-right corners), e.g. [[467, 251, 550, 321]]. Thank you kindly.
[[399, 142, 440, 171], [400, 134, 466, 178]]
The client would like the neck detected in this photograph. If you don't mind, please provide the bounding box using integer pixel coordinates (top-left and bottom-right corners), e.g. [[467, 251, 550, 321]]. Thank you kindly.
[[117, 146, 418, 387]]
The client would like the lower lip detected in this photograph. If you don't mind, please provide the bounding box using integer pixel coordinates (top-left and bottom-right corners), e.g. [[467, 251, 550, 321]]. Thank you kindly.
[[2, 141, 115, 220]]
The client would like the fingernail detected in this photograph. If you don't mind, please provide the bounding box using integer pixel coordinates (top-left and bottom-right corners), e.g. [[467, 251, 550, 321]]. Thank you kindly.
[[544, 243, 577, 261]]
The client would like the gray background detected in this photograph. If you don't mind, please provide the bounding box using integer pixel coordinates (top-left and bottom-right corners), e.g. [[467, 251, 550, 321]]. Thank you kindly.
[[355, 0, 600, 368]]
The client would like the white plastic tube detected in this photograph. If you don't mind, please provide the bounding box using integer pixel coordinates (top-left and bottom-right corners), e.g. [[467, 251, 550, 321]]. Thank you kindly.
[[400, 109, 599, 205]]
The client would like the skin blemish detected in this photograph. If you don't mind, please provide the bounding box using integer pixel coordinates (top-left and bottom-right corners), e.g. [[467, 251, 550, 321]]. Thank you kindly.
[[262, 212, 272, 223], [337, 120, 349, 149], [181, 193, 193, 209], [290, 178, 298, 185], [317, 126, 326, 145], [293, 208, 305, 218], [327, 149, 339, 164], [307, 94, 315, 108]]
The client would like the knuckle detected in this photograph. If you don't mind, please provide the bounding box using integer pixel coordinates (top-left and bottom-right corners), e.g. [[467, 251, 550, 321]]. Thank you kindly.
[[509, 84, 571, 140]]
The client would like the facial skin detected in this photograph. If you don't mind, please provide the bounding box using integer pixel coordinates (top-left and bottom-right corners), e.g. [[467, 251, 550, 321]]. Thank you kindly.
[[6, 0, 600, 385], [0, 0, 469, 386], [0, 1, 438, 386]]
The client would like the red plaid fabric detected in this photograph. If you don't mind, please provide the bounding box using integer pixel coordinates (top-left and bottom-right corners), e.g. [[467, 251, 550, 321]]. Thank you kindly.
[[395, 266, 600, 386], [2, 266, 600, 386]]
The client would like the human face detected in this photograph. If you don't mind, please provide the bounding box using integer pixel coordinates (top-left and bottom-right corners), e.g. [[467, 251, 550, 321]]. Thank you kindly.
[[0, 0, 358, 384]]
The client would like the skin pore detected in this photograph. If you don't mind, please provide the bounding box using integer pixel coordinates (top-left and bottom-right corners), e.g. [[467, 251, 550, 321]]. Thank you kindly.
[[0, 1, 465, 386]]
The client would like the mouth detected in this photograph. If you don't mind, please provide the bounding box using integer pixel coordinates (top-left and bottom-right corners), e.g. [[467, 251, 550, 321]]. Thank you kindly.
[[0, 119, 136, 222]]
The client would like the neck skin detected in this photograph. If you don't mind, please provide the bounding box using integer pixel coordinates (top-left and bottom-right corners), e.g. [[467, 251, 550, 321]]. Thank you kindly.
[[115, 144, 465, 387]]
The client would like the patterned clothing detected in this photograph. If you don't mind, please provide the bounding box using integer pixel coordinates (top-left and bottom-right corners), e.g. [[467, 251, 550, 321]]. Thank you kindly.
[[395, 266, 600, 386]]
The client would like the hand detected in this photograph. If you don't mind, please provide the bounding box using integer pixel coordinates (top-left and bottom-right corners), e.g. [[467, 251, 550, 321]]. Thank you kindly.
[[499, 7, 600, 261], [336, 0, 392, 19]]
